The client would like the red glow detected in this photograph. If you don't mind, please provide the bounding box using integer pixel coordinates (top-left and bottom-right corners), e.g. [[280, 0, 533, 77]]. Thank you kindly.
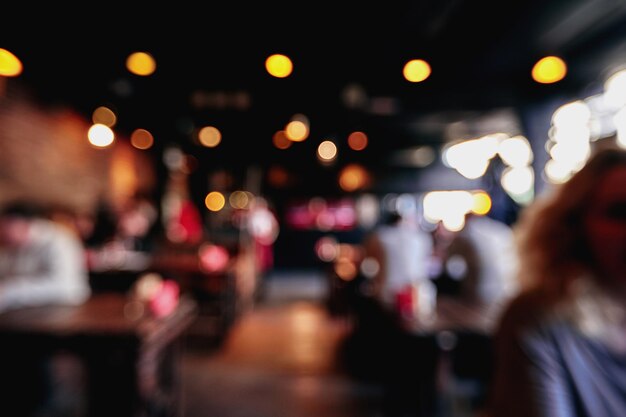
[[199, 244, 230, 273], [148, 280, 180, 318], [285, 198, 356, 231]]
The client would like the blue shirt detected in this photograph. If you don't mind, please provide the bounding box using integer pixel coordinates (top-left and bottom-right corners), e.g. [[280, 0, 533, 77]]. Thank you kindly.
[[486, 288, 626, 417]]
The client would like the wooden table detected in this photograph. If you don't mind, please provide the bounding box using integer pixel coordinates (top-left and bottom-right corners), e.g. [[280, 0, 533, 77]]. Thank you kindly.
[[0, 293, 198, 417], [87, 244, 240, 344]]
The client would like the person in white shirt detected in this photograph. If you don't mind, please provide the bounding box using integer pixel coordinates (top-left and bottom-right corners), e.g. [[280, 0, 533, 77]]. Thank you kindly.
[[0, 201, 91, 312], [444, 213, 520, 305], [358, 210, 438, 417], [364, 210, 434, 314]]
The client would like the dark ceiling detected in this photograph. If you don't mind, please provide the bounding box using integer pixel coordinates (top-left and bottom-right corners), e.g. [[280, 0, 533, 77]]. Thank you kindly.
[[5, 0, 626, 199]]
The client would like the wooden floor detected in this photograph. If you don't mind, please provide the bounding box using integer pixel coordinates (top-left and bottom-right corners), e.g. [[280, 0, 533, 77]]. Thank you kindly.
[[180, 269, 387, 417], [16, 269, 484, 417], [24, 269, 484, 417], [179, 269, 488, 417]]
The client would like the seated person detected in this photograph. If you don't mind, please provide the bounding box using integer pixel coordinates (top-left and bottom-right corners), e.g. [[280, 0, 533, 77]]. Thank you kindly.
[[0, 200, 91, 312]]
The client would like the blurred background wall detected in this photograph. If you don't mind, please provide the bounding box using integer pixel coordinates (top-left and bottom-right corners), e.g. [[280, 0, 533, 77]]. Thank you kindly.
[[0, 83, 156, 214]]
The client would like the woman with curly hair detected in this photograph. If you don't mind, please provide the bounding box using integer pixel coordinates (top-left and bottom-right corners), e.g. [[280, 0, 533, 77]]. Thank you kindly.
[[484, 145, 626, 417]]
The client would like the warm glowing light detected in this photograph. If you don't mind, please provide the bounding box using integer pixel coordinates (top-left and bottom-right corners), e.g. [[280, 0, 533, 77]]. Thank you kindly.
[[130, 128, 154, 149], [126, 52, 156, 76], [335, 258, 358, 281], [338, 243, 358, 261], [0, 48, 23, 76], [198, 126, 222, 147], [273, 130, 292, 149], [134, 273, 164, 302], [532, 56, 567, 84], [88, 123, 115, 147], [317, 140, 338, 162], [205, 191, 226, 211], [315, 236, 339, 262], [265, 54, 293, 78], [229, 190, 251, 209], [423, 190, 474, 226], [285, 120, 308, 141], [403, 59, 431, 82], [471, 191, 492, 215], [339, 164, 369, 192], [92, 106, 117, 127], [347, 131, 368, 150]]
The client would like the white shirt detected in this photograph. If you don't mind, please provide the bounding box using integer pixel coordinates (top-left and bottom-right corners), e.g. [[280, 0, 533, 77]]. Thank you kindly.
[[0, 220, 91, 312], [460, 215, 519, 304], [373, 221, 434, 308]]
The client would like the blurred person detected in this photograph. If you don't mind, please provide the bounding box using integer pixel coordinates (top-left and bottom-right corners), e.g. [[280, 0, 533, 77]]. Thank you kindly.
[[355, 210, 438, 417], [431, 213, 519, 411], [246, 196, 280, 305], [0, 200, 91, 311], [364, 210, 435, 316], [484, 146, 626, 417], [442, 212, 520, 305], [0, 200, 92, 416], [247, 196, 279, 277], [428, 221, 463, 296]]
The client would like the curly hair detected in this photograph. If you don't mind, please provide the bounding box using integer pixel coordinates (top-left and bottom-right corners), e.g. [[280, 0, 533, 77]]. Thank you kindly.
[[513, 145, 626, 295]]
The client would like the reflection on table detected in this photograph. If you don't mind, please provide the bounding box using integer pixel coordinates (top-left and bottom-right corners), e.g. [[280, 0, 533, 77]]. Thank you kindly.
[[86, 239, 251, 345]]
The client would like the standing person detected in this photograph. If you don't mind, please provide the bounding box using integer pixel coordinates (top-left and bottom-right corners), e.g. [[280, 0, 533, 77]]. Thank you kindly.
[[0, 200, 91, 311], [484, 146, 626, 417], [359, 209, 438, 417], [364, 210, 435, 316], [434, 212, 518, 411], [442, 212, 520, 305]]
